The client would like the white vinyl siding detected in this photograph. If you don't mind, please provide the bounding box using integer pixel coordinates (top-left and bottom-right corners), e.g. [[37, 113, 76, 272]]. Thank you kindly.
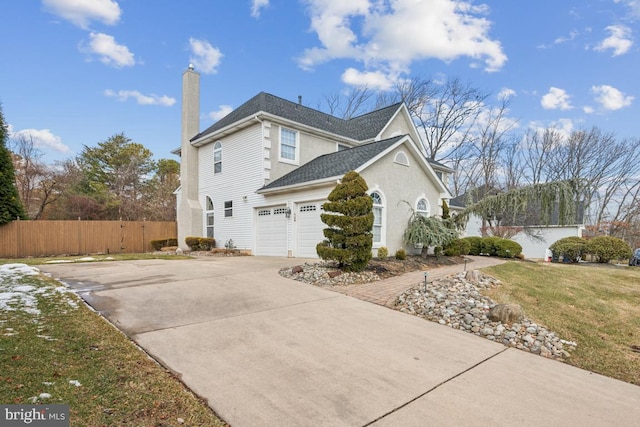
[[198, 124, 263, 250]]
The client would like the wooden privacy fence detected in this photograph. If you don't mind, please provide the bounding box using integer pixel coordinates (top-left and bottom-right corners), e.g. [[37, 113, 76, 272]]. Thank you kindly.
[[0, 220, 177, 258]]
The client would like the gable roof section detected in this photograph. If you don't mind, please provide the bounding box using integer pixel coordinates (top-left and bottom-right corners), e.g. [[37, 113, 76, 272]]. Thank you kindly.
[[258, 135, 405, 192], [192, 92, 402, 143]]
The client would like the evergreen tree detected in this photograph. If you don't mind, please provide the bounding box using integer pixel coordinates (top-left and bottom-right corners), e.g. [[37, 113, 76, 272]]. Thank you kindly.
[[316, 171, 373, 272], [0, 105, 26, 224]]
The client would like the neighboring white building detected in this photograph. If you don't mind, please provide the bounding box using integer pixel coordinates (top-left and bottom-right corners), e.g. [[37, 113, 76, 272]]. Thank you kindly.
[[450, 194, 585, 260], [174, 67, 452, 257]]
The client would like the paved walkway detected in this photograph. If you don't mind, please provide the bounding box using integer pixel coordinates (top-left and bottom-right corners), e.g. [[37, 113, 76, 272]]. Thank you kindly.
[[332, 256, 506, 307]]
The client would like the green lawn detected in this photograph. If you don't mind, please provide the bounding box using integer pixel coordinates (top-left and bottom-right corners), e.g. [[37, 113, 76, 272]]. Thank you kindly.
[[0, 263, 226, 426], [483, 261, 640, 385]]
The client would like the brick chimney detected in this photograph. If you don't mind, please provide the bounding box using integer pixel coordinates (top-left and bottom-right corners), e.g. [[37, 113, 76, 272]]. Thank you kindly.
[[177, 64, 203, 250]]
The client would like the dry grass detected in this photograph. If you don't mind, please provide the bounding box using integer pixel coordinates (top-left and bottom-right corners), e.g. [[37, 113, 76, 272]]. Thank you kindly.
[[0, 267, 226, 426], [483, 262, 640, 385], [0, 253, 192, 266]]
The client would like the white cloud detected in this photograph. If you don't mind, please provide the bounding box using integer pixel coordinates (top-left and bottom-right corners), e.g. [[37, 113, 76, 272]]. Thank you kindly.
[[104, 89, 175, 106], [538, 30, 579, 49], [541, 87, 572, 110], [43, 0, 121, 29], [614, 0, 640, 20], [251, 0, 270, 18], [583, 105, 595, 114], [528, 118, 575, 141], [594, 25, 633, 56], [591, 85, 634, 110], [80, 32, 135, 68], [209, 105, 234, 121], [189, 38, 223, 74], [341, 68, 395, 90], [497, 87, 516, 100], [11, 128, 70, 153], [298, 0, 507, 81]]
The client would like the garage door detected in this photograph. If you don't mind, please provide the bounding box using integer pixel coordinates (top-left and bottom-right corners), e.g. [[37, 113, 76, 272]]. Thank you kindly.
[[256, 206, 288, 256], [296, 202, 326, 258]]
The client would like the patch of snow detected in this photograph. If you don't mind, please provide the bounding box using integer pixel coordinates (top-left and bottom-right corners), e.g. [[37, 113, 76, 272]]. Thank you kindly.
[[77, 257, 95, 262], [69, 380, 82, 387], [43, 382, 54, 386], [45, 260, 73, 264]]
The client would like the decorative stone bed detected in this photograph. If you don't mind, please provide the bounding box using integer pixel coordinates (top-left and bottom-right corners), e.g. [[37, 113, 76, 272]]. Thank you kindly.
[[280, 262, 577, 360]]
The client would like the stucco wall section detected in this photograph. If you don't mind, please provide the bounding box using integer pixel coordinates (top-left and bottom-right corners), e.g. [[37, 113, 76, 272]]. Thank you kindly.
[[360, 144, 443, 255]]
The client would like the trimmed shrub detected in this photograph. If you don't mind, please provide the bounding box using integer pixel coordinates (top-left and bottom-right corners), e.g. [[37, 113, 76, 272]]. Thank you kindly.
[[198, 237, 216, 250], [185, 237, 216, 251], [462, 236, 483, 256], [150, 238, 178, 251], [480, 236, 502, 256], [494, 239, 522, 258], [377, 246, 389, 259], [317, 171, 373, 272], [395, 248, 407, 260], [585, 236, 632, 263], [434, 246, 443, 258], [444, 238, 471, 257], [550, 236, 587, 262]]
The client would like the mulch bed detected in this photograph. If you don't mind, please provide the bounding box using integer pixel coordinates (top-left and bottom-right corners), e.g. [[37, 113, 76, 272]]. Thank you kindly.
[[365, 255, 465, 279]]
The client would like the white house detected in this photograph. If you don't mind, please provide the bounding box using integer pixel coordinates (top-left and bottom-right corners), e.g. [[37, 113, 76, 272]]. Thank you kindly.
[[174, 66, 452, 257]]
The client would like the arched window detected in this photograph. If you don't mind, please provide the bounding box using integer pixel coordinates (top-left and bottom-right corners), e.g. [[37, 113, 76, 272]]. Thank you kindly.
[[214, 142, 222, 174], [416, 198, 430, 217], [205, 196, 214, 238], [394, 151, 409, 166], [371, 192, 383, 245]]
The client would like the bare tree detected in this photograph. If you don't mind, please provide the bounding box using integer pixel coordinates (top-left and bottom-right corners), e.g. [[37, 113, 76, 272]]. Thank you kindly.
[[415, 77, 489, 160], [10, 134, 64, 219], [322, 86, 375, 119]]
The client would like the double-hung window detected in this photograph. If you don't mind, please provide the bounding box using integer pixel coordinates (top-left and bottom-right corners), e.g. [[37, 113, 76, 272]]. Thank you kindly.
[[280, 127, 298, 163], [224, 200, 233, 217], [205, 196, 214, 238]]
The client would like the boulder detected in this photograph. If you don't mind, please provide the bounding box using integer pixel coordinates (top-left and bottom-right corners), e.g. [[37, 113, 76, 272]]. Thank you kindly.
[[292, 265, 304, 274], [465, 269, 482, 283], [489, 304, 525, 324], [328, 270, 343, 279]]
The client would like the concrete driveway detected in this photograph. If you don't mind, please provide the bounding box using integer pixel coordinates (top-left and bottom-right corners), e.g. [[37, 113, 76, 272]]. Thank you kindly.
[[40, 257, 640, 426]]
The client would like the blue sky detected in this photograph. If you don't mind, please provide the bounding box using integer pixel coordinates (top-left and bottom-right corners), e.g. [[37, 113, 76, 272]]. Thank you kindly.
[[1, 0, 638, 164]]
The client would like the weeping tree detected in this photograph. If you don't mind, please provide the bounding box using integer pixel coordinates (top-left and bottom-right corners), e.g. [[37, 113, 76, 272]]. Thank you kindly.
[[316, 171, 373, 272], [454, 180, 579, 230], [402, 212, 458, 257]]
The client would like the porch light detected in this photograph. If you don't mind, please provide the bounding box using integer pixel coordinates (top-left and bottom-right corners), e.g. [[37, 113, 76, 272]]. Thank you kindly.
[[285, 208, 292, 218]]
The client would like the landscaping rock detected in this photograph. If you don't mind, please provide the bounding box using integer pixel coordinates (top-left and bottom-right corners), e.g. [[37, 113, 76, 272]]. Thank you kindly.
[[291, 265, 304, 274], [488, 304, 525, 324]]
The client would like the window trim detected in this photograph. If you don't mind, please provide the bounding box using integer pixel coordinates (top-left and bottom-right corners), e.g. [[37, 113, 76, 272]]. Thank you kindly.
[[279, 126, 299, 165], [416, 197, 430, 217], [213, 141, 222, 174], [205, 196, 214, 238], [224, 200, 233, 218], [370, 191, 384, 247], [394, 151, 410, 166]]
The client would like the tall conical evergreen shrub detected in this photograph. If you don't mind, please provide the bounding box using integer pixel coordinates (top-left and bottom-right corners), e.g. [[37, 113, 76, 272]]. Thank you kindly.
[[316, 171, 373, 272], [0, 105, 26, 224]]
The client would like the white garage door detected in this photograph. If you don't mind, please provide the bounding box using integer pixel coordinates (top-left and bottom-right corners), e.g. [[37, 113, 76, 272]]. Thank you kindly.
[[256, 206, 288, 256], [296, 202, 326, 258]]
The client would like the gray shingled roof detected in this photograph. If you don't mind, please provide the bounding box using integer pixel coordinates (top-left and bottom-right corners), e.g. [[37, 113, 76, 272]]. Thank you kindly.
[[259, 135, 406, 191], [192, 92, 402, 142]]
